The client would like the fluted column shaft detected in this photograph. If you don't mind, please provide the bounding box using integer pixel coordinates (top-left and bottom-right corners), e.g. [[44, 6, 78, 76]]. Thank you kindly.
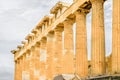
[[22, 55, 26, 80], [19, 59, 22, 80], [112, 0, 120, 73], [91, 0, 105, 75], [46, 32, 54, 79], [40, 38, 47, 80], [24, 50, 32, 80], [24, 52, 30, 80], [54, 27, 63, 76], [34, 42, 41, 80], [25, 50, 31, 78], [30, 45, 40, 80], [75, 10, 88, 77], [22, 55, 25, 72], [17, 60, 20, 80], [28, 45, 41, 80], [63, 19, 74, 74], [29, 47, 36, 80], [15, 61, 19, 80]]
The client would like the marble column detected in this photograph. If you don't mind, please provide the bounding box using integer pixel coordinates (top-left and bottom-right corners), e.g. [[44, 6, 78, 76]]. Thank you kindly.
[[25, 50, 31, 80], [91, 0, 106, 75], [75, 10, 88, 77], [19, 58, 22, 80], [21, 55, 25, 79], [24, 53, 28, 80], [112, 0, 120, 73], [40, 38, 47, 80], [46, 31, 54, 79], [30, 45, 41, 80], [63, 18, 75, 74], [22, 55, 25, 72], [34, 42, 41, 80], [22, 53, 26, 79], [17, 59, 20, 80], [54, 26, 64, 76], [15, 60, 19, 80], [29, 46, 36, 80]]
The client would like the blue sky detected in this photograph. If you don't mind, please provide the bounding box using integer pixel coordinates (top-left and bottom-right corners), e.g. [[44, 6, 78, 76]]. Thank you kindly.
[[0, 0, 112, 80]]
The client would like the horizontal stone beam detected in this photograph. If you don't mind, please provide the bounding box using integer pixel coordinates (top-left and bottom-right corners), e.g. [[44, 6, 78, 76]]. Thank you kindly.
[[15, 0, 91, 60]]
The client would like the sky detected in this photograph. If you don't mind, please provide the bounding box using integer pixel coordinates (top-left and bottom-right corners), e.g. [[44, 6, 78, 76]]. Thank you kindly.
[[0, 0, 112, 80]]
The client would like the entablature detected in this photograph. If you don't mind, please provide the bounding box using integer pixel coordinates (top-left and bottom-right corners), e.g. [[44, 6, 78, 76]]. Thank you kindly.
[[11, 49, 17, 54], [36, 16, 51, 34], [37, 16, 50, 27], [80, 1, 91, 10], [31, 29, 39, 40], [11, 47, 22, 60], [21, 40, 28, 45], [12, 0, 92, 60], [25, 33, 34, 43], [50, 1, 70, 14], [31, 28, 38, 34], [50, 1, 70, 19], [17, 45, 22, 50]]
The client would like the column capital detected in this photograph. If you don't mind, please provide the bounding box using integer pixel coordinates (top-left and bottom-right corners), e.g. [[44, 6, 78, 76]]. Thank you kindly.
[[54, 26, 64, 32], [47, 31, 54, 37], [31, 46, 35, 51], [47, 31, 54, 42], [31, 28, 38, 34], [35, 41, 40, 47], [64, 18, 74, 24], [75, 8, 90, 15], [17, 59, 20, 64], [26, 49, 30, 53], [15, 60, 18, 64], [41, 37, 47, 43], [91, 0, 104, 3]]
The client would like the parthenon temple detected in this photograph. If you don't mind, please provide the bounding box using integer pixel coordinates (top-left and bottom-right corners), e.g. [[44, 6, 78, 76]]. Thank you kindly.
[[11, 0, 120, 80]]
